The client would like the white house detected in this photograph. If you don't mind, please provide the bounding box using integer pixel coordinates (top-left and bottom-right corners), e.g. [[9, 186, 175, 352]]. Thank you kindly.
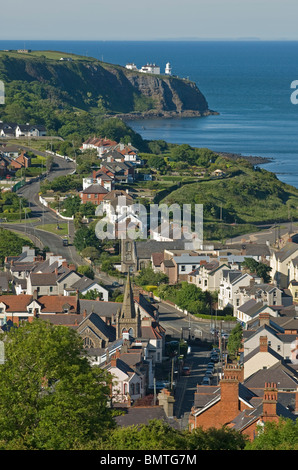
[[15, 124, 46, 138], [218, 270, 258, 310]]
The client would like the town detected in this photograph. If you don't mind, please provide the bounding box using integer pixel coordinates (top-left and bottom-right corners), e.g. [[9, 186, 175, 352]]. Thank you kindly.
[[0, 120, 297, 450]]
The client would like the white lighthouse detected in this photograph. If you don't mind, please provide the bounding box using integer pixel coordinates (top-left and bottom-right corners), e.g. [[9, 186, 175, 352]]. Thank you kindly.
[[165, 62, 172, 75]]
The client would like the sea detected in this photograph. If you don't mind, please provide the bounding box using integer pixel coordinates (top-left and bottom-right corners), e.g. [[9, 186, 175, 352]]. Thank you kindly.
[[1, 40, 298, 187]]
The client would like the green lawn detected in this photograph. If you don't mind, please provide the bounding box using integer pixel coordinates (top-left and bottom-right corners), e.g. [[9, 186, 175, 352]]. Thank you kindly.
[[36, 223, 69, 237]]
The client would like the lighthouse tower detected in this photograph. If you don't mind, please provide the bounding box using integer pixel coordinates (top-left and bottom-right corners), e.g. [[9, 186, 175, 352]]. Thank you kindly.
[[165, 62, 172, 75]]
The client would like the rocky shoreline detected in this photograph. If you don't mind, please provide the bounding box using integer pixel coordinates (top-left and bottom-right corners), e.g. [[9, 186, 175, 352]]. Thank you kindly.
[[106, 109, 219, 121], [218, 151, 273, 165]]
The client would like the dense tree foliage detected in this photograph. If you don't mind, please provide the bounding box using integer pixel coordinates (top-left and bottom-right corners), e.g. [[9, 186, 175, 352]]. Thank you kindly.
[[241, 258, 272, 283], [0, 320, 115, 450], [0, 228, 33, 264], [245, 418, 298, 450]]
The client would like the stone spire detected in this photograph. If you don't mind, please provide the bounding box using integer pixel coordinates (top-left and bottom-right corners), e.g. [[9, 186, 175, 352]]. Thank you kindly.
[[120, 271, 136, 319], [116, 272, 141, 340]]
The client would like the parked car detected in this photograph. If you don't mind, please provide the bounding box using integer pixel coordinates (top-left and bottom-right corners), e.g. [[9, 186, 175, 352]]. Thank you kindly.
[[221, 333, 229, 340], [207, 362, 214, 369], [210, 354, 219, 363], [182, 366, 190, 376], [205, 369, 213, 377], [201, 376, 211, 385]]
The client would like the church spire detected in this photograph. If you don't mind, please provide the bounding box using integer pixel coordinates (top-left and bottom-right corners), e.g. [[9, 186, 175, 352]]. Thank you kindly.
[[120, 271, 136, 319]]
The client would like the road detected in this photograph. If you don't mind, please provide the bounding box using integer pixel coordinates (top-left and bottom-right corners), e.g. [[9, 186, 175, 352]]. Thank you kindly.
[[157, 300, 234, 342], [0, 152, 116, 286]]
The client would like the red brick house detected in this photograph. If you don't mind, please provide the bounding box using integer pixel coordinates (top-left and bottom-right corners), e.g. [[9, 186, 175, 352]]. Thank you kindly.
[[189, 364, 297, 440], [79, 184, 109, 205]]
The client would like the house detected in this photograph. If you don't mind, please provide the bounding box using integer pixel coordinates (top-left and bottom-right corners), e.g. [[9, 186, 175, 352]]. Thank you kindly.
[[188, 364, 297, 440], [235, 299, 277, 326], [103, 348, 146, 405], [114, 390, 176, 427], [100, 160, 135, 184], [114, 143, 142, 165], [81, 137, 117, 156], [242, 311, 298, 366], [15, 124, 46, 138], [68, 276, 109, 301], [82, 170, 115, 192], [0, 123, 17, 138], [218, 270, 257, 310], [270, 242, 298, 288], [243, 335, 298, 380], [9, 151, 31, 170], [188, 260, 230, 292], [0, 292, 79, 327], [120, 238, 186, 274], [79, 184, 109, 205]]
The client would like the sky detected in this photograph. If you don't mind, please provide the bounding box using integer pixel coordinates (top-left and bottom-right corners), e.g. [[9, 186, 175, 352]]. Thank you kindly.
[[1, 0, 298, 41]]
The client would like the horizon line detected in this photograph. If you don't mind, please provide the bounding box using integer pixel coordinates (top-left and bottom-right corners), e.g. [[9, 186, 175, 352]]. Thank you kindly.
[[1, 37, 298, 42]]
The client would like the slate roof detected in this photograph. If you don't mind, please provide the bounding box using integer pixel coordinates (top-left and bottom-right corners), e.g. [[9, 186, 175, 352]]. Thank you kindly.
[[81, 184, 108, 194], [30, 273, 57, 286], [79, 299, 120, 317], [244, 360, 298, 391], [114, 406, 175, 428], [274, 243, 298, 262], [135, 240, 186, 259]]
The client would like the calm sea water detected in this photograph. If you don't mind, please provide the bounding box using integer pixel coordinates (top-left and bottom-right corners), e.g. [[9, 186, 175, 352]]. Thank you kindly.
[[1, 40, 298, 186]]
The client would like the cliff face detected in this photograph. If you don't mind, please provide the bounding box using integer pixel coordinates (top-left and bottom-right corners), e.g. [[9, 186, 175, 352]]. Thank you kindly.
[[0, 53, 213, 118]]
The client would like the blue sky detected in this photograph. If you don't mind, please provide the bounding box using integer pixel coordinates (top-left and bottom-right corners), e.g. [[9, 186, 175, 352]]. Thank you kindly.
[[1, 0, 298, 40]]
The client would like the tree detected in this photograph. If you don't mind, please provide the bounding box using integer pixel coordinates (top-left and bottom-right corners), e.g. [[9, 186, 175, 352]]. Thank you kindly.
[[77, 265, 95, 279], [227, 323, 243, 357], [100, 419, 187, 450], [187, 426, 247, 450], [0, 320, 115, 450], [134, 266, 168, 287], [0, 228, 33, 264], [245, 418, 298, 450], [241, 258, 272, 283]]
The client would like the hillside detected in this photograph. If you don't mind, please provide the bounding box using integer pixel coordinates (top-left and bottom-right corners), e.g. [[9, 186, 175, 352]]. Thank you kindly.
[[0, 50, 212, 123], [153, 151, 298, 241]]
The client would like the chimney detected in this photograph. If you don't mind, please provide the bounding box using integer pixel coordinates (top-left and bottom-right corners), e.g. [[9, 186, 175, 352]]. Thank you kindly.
[[110, 354, 117, 368], [55, 268, 58, 276], [220, 365, 242, 415], [157, 388, 175, 418], [259, 312, 270, 328], [141, 317, 152, 327], [62, 261, 68, 268], [259, 336, 268, 352], [69, 264, 76, 272], [262, 382, 278, 419], [33, 289, 38, 301]]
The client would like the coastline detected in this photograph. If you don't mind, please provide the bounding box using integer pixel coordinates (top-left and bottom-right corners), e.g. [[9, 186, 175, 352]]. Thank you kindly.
[[217, 151, 273, 166], [106, 109, 219, 121]]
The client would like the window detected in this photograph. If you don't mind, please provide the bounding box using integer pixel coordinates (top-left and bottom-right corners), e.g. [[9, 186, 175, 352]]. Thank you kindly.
[[49, 286, 53, 293], [181, 265, 186, 272], [83, 337, 94, 349]]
